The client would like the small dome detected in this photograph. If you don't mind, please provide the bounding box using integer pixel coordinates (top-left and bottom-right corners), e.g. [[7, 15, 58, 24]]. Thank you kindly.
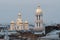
[[24, 20, 28, 24], [36, 6, 42, 14], [11, 21, 15, 24], [18, 12, 21, 16]]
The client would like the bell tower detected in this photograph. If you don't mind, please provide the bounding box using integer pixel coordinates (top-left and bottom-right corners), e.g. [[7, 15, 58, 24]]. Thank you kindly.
[[35, 5, 44, 31]]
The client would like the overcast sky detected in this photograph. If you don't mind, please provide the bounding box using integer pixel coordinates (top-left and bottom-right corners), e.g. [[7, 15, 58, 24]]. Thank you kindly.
[[0, 0, 60, 25]]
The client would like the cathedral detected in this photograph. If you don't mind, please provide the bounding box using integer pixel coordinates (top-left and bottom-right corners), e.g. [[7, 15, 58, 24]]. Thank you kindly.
[[10, 5, 44, 33], [10, 12, 29, 31]]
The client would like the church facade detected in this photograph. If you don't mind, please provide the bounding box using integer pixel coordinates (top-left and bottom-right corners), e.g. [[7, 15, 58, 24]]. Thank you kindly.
[[10, 13, 29, 31]]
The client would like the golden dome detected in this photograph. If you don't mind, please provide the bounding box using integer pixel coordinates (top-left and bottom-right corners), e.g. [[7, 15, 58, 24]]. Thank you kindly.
[[36, 6, 42, 14]]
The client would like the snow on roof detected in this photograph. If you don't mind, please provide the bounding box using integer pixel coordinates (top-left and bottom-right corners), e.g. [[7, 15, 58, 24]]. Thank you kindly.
[[41, 30, 60, 39], [47, 30, 60, 35]]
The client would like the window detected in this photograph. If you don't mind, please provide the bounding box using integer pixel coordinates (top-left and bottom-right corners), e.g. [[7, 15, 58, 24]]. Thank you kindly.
[[39, 22, 40, 27], [39, 15, 40, 20]]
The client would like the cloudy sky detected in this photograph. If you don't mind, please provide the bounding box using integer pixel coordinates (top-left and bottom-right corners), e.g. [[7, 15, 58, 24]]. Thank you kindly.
[[0, 0, 60, 25]]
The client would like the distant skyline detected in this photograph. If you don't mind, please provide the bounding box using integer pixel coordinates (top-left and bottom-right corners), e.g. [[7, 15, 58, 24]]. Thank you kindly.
[[0, 0, 60, 25]]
